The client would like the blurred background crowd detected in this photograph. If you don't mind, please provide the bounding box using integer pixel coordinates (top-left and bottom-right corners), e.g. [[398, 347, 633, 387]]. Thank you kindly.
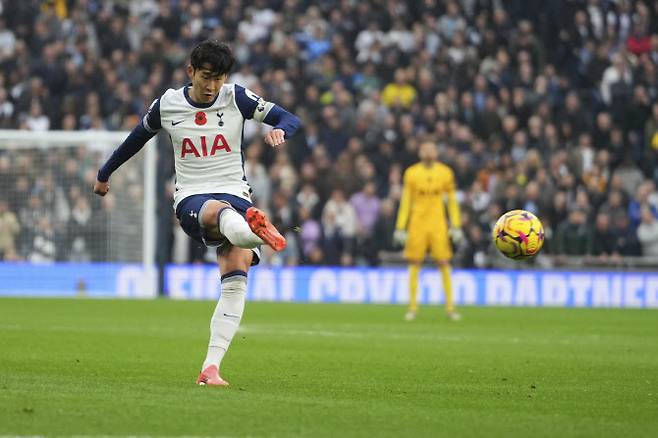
[[1, 0, 658, 268]]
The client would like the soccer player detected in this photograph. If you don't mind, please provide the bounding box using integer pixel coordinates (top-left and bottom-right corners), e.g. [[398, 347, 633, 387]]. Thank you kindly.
[[393, 140, 463, 321], [93, 40, 301, 386]]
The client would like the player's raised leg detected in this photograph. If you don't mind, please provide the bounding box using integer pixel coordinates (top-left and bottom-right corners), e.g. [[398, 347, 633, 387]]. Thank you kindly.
[[197, 245, 252, 386], [200, 200, 285, 251]]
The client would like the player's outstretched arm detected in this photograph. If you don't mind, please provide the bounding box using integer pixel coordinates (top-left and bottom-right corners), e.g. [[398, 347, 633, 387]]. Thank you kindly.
[[262, 105, 301, 147], [234, 85, 301, 147], [94, 98, 161, 196], [93, 123, 157, 196]]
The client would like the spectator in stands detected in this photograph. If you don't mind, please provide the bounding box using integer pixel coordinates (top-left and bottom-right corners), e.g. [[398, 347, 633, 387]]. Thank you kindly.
[[556, 209, 590, 256], [460, 223, 489, 269], [322, 188, 357, 266], [613, 155, 645, 198], [0, 199, 19, 260], [601, 53, 633, 107], [589, 212, 616, 260], [67, 196, 92, 262], [372, 198, 397, 258], [244, 142, 271, 209], [350, 181, 380, 265], [629, 182, 658, 229], [600, 189, 629, 225], [437, 1, 466, 41], [22, 101, 49, 131], [380, 68, 416, 109], [645, 103, 658, 180], [0, 87, 14, 128], [0, 18, 16, 62], [637, 204, 658, 256], [627, 21, 652, 56], [298, 206, 323, 264], [27, 216, 57, 263], [611, 213, 642, 256]]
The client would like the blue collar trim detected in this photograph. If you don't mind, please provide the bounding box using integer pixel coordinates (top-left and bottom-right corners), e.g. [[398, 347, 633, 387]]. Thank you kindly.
[[183, 84, 219, 108]]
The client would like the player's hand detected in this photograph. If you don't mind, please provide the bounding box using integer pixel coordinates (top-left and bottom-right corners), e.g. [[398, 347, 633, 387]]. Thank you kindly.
[[449, 227, 465, 245], [264, 128, 286, 147], [393, 229, 407, 247], [93, 179, 110, 197]]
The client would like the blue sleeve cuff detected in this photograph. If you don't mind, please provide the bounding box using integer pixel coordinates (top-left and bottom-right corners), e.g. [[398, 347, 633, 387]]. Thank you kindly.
[[263, 104, 301, 138]]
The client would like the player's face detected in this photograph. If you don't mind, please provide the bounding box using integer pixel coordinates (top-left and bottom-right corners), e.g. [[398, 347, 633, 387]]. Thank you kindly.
[[418, 142, 438, 162], [187, 64, 227, 103]]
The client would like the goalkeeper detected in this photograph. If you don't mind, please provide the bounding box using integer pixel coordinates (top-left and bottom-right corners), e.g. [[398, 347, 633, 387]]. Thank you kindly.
[[394, 140, 463, 321]]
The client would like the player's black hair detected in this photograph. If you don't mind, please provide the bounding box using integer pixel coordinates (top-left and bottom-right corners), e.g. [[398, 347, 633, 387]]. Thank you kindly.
[[190, 40, 235, 76]]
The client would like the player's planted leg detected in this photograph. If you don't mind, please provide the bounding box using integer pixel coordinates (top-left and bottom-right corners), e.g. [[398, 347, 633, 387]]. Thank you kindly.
[[198, 251, 250, 386]]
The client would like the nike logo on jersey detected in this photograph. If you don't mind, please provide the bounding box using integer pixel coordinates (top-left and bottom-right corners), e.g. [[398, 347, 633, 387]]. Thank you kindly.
[[172, 120, 184, 126], [223, 313, 240, 319]]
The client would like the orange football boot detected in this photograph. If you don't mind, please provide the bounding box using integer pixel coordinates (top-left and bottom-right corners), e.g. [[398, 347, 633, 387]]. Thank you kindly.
[[245, 207, 287, 251]]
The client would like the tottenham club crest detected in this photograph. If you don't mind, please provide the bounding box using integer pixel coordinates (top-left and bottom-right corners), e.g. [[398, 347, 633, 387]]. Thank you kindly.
[[256, 97, 266, 112]]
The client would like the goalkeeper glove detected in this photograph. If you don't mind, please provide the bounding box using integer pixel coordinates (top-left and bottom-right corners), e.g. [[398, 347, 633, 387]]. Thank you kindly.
[[393, 229, 408, 247], [449, 227, 465, 245]]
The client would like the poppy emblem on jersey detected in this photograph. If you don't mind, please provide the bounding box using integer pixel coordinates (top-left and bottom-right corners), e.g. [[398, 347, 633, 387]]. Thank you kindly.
[[195, 112, 207, 125]]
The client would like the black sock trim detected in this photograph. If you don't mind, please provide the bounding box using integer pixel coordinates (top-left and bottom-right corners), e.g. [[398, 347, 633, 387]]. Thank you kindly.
[[221, 270, 247, 281]]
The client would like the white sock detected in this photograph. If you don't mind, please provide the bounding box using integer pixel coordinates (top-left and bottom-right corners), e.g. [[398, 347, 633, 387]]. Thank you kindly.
[[218, 207, 263, 248], [202, 272, 247, 371]]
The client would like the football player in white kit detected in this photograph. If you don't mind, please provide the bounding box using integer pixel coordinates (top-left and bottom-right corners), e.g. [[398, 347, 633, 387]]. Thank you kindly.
[[93, 40, 301, 386]]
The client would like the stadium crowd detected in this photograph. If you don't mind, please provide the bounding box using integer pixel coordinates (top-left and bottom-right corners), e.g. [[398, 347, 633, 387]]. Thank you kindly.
[[1, 0, 658, 267]]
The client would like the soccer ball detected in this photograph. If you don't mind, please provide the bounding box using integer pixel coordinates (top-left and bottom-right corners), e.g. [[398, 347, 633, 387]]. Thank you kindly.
[[492, 210, 545, 259]]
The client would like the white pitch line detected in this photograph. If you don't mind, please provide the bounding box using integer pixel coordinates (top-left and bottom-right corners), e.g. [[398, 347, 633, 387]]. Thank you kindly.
[[0, 323, 607, 346], [237, 324, 607, 346]]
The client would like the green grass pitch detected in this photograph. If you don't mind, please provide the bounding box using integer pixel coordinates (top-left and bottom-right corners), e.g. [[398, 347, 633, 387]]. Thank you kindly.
[[0, 298, 657, 437]]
